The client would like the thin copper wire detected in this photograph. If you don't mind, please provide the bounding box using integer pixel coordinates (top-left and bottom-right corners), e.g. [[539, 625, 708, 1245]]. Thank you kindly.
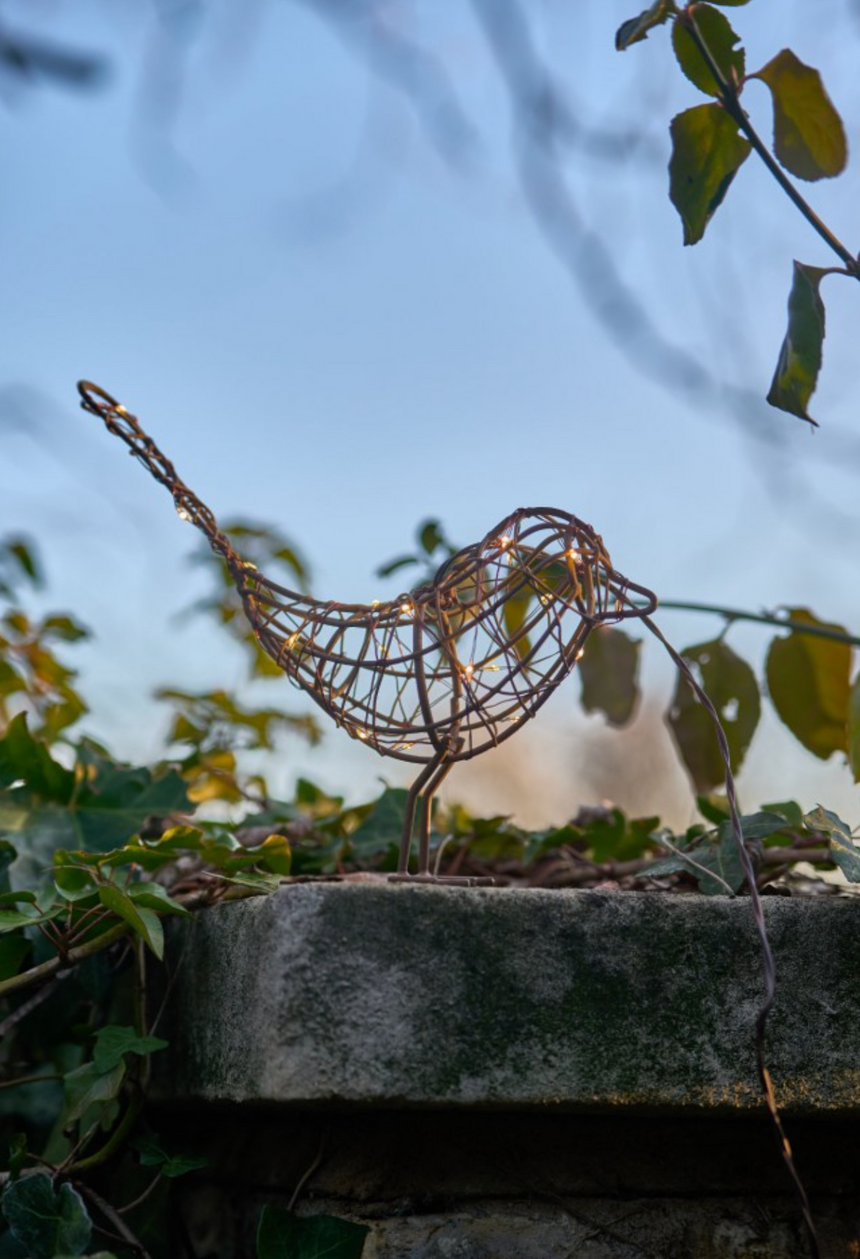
[[77, 381, 656, 811]]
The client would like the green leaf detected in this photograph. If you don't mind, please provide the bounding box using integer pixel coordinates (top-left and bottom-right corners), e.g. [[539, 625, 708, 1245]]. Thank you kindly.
[[1, 724, 190, 890], [0, 713, 73, 797], [92, 1024, 168, 1073], [672, 5, 745, 97], [63, 1060, 126, 1125], [0, 932, 30, 979], [374, 555, 418, 579], [766, 261, 829, 427], [669, 103, 751, 244], [696, 794, 730, 825], [579, 628, 640, 726], [804, 805, 860, 882], [759, 799, 805, 829], [127, 880, 192, 916], [256, 1206, 369, 1259], [648, 815, 769, 894], [765, 609, 850, 760], [53, 852, 99, 901], [8, 1133, 27, 1180], [0, 536, 42, 592], [1, 1174, 92, 1257], [349, 788, 407, 861], [850, 673, 860, 783], [751, 49, 847, 181], [98, 884, 164, 958], [418, 520, 448, 556], [717, 811, 787, 844], [615, 0, 674, 51], [133, 1135, 208, 1178], [667, 639, 761, 792]]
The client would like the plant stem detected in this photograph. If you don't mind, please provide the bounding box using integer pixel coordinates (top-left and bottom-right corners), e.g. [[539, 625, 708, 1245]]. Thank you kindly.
[[65, 1087, 143, 1174], [652, 600, 860, 647], [0, 922, 129, 998], [678, 6, 859, 276]]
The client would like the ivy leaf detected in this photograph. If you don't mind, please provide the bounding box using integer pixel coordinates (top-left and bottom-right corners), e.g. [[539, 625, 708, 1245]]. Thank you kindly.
[[649, 827, 747, 895], [91, 1024, 168, 1073], [672, 5, 745, 97], [0, 718, 190, 890], [0, 713, 73, 797], [615, 0, 674, 51], [669, 103, 751, 244], [256, 1206, 369, 1259], [133, 1134, 208, 1178], [63, 1060, 126, 1125], [767, 261, 829, 427], [579, 627, 640, 726], [1, 1173, 92, 1257], [348, 788, 407, 862], [804, 805, 860, 882], [128, 880, 193, 916], [667, 639, 761, 792], [98, 884, 165, 958], [751, 49, 847, 181], [765, 609, 850, 760]]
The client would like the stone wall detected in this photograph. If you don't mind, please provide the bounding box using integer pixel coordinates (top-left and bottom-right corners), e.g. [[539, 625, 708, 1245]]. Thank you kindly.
[[154, 885, 860, 1257]]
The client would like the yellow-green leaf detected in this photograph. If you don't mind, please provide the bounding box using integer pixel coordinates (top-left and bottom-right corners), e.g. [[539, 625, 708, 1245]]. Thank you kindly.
[[767, 261, 829, 426], [752, 49, 847, 181], [669, 103, 751, 244], [672, 5, 745, 97], [579, 628, 641, 726], [850, 674, 860, 783], [667, 639, 761, 792], [765, 609, 850, 760]]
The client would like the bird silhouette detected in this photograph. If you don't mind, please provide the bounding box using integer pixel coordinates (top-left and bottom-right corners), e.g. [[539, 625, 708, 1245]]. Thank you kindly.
[[78, 381, 658, 883]]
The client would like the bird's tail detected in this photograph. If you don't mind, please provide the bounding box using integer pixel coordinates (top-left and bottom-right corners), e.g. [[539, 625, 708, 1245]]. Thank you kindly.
[[77, 381, 240, 570]]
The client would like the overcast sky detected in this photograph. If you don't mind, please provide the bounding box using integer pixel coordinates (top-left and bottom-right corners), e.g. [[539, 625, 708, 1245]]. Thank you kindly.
[[3, 0, 860, 826]]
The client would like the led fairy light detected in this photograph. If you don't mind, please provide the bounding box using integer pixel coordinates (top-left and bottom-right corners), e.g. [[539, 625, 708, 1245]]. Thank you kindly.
[[78, 380, 660, 885]]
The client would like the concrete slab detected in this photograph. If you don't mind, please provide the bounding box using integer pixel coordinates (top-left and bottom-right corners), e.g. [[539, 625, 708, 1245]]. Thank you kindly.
[[157, 885, 860, 1113]]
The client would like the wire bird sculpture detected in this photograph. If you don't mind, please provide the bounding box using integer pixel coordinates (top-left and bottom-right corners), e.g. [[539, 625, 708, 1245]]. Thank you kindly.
[[78, 381, 659, 884], [77, 381, 820, 1257]]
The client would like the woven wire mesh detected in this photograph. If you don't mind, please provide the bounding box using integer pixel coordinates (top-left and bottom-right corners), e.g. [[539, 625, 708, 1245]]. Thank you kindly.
[[78, 381, 657, 768]]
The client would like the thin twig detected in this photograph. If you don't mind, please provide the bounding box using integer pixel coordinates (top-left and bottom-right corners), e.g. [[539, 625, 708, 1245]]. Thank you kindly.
[[76, 1181, 153, 1259], [288, 1135, 327, 1212], [652, 600, 860, 648], [0, 973, 69, 1038], [0, 922, 129, 998]]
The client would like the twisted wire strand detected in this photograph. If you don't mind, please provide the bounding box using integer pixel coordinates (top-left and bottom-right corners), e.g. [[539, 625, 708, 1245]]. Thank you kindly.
[[643, 615, 820, 1259]]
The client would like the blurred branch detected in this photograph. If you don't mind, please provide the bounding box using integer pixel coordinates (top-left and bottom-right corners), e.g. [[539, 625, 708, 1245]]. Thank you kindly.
[[0, 20, 107, 89]]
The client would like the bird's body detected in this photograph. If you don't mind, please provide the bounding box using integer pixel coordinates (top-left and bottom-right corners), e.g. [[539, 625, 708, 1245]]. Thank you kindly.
[[78, 381, 658, 881]]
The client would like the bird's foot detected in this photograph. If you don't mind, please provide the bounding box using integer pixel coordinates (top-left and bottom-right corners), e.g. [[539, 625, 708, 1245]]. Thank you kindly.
[[387, 872, 496, 887]]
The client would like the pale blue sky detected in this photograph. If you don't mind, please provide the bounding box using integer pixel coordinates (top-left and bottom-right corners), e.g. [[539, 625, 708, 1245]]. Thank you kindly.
[[2, 0, 860, 825]]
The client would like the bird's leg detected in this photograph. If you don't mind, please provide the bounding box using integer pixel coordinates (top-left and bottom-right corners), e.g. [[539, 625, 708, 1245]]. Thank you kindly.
[[396, 755, 442, 875], [415, 757, 456, 876], [390, 748, 495, 887]]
